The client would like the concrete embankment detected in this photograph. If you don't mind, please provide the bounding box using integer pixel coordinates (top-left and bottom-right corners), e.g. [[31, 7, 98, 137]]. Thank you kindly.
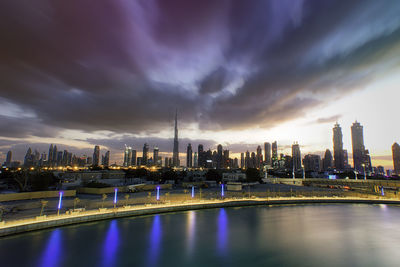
[[1, 198, 400, 237]]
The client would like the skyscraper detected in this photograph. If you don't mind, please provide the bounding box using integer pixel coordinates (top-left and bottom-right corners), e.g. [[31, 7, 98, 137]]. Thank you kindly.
[[303, 154, 321, 172], [143, 143, 149, 166], [333, 123, 345, 171], [153, 146, 159, 166], [186, 143, 193, 168], [52, 145, 58, 166], [193, 152, 198, 168], [172, 110, 179, 167], [198, 144, 204, 167], [48, 144, 53, 166], [256, 145, 262, 168], [240, 153, 244, 168], [392, 142, 400, 175], [272, 141, 278, 165], [322, 149, 333, 171], [5, 150, 12, 167], [103, 151, 110, 166], [351, 121, 366, 172], [93, 145, 100, 166], [264, 142, 271, 165], [292, 142, 301, 171], [217, 144, 223, 169], [123, 145, 132, 167], [131, 149, 137, 166]]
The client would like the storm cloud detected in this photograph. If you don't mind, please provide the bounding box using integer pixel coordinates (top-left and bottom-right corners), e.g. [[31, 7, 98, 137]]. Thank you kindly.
[[0, 0, 399, 138]]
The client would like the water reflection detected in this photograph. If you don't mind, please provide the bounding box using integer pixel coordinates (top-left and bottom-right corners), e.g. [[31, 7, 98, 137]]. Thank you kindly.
[[102, 220, 119, 267], [39, 229, 62, 267], [148, 215, 162, 266], [217, 208, 228, 255], [185, 211, 196, 256]]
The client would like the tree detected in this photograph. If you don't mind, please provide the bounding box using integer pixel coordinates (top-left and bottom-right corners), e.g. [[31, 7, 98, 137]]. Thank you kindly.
[[245, 168, 261, 182], [40, 200, 48, 216], [124, 194, 130, 206], [73, 198, 80, 211], [101, 194, 107, 208], [161, 169, 178, 182]]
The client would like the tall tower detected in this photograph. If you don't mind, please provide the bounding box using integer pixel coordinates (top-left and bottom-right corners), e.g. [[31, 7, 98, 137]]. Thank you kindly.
[[292, 142, 301, 171], [392, 142, 400, 175], [172, 110, 180, 167], [153, 146, 159, 166], [143, 143, 149, 166], [264, 142, 271, 165], [93, 145, 100, 166], [351, 121, 365, 172], [186, 143, 193, 168], [333, 123, 344, 171], [271, 141, 278, 165]]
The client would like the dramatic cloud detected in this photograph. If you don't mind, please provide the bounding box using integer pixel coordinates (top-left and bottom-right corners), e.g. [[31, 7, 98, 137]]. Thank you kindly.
[[0, 0, 399, 159]]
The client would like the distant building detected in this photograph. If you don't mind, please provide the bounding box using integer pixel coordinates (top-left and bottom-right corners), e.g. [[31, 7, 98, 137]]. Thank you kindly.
[[303, 154, 321, 172], [333, 123, 345, 170], [198, 144, 204, 167], [123, 146, 132, 167], [24, 147, 33, 167], [193, 152, 198, 168], [292, 142, 301, 171], [351, 121, 372, 173], [264, 142, 271, 165], [322, 149, 333, 171], [393, 142, 400, 175], [142, 143, 149, 166], [272, 141, 278, 165], [93, 145, 100, 166], [186, 143, 193, 168], [5, 150, 12, 167], [172, 110, 179, 167], [103, 151, 110, 167], [256, 145, 262, 169], [153, 146, 159, 166], [217, 144, 223, 169], [240, 153, 244, 168], [131, 149, 137, 166], [48, 144, 53, 166]]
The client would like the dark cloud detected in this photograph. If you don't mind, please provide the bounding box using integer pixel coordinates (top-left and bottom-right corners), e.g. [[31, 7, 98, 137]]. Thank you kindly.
[[0, 0, 399, 138], [316, 115, 342, 124]]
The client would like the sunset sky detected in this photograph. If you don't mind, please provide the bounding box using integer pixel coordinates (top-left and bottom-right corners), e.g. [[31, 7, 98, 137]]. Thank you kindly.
[[0, 0, 399, 169]]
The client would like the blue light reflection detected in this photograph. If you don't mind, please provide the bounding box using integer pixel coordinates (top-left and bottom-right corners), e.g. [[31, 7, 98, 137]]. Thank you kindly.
[[217, 208, 228, 254], [39, 229, 62, 267], [148, 215, 162, 266], [102, 220, 120, 267]]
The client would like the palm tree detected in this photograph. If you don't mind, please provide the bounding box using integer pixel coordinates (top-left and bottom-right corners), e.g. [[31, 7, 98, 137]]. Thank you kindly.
[[124, 194, 130, 206], [73, 197, 80, 211], [101, 194, 107, 208], [40, 200, 48, 216]]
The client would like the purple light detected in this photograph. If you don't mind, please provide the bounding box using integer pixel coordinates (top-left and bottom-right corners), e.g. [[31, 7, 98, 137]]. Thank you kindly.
[[381, 187, 385, 196], [58, 191, 63, 210], [217, 208, 228, 254], [191, 186, 194, 198], [114, 188, 118, 204], [39, 229, 62, 267], [148, 215, 161, 266], [221, 184, 224, 197], [102, 220, 119, 267], [156, 186, 160, 201]]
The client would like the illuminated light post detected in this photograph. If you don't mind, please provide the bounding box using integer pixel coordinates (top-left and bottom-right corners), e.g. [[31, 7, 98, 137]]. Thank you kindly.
[[156, 186, 160, 201], [221, 184, 224, 198], [114, 188, 118, 209], [191, 186, 195, 198], [57, 191, 63, 216], [362, 164, 366, 180], [381, 186, 385, 196], [354, 170, 358, 180]]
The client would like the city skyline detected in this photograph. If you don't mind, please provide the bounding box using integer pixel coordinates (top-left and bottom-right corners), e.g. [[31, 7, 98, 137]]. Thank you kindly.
[[0, 1, 399, 169]]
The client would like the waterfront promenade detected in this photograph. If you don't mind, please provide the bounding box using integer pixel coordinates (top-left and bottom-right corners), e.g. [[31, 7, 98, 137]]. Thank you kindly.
[[1, 195, 400, 237]]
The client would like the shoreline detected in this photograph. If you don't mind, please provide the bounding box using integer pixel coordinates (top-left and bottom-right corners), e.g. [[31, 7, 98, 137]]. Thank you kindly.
[[1, 197, 400, 237]]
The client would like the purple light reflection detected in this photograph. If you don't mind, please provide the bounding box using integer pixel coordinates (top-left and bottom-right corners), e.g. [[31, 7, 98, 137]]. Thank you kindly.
[[39, 229, 62, 267], [148, 215, 162, 266], [217, 208, 228, 255], [102, 220, 119, 267]]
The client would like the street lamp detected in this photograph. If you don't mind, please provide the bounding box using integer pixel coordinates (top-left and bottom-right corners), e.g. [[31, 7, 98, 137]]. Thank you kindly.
[[362, 164, 366, 180], [114, 188, 118, 208], [156, 186, 160, 201], [57, 191, 63, 216]]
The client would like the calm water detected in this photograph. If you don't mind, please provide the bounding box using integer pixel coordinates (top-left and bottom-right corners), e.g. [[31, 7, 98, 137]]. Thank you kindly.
[[1, 204, 400, 267]]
